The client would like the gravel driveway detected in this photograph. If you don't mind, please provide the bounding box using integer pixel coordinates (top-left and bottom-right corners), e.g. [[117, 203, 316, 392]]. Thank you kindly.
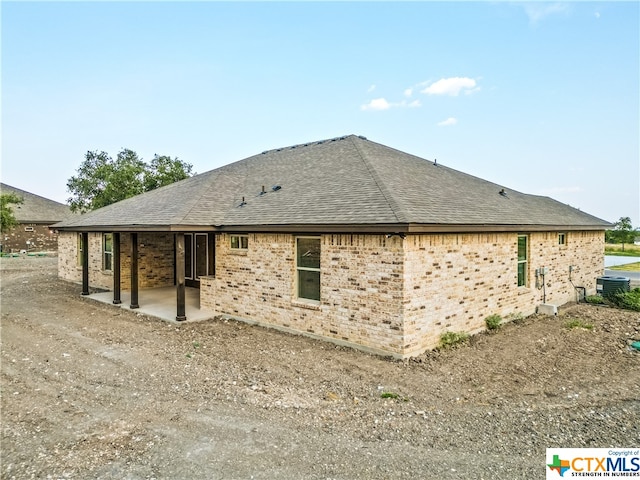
[[2, 257, 639, 479]]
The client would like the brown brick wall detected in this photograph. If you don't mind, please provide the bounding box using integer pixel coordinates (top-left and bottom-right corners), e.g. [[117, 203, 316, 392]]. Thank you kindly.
[[60, 229, 605, 358], [402, 231, 604, 354], [58, 232, 175, 290], [2, 223, 59, 253], [201, 233, 406, 355]]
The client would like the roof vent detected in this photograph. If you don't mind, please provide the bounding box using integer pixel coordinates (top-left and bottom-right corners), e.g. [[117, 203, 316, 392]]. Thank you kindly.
[[238, 196, 247, 207], [499, 189, 508, 197], [259, 186, 267, 196], [272, 185, 282, 192], [358, 135, 367, 140]]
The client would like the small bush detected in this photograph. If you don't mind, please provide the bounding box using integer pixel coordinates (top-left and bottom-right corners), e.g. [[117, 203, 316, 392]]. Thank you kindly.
[[439, 331, 469, 349], [485, 314, 502, 331], [564, 319, 594, 330], [585, 295, 605, 305], [608, 288, 640, 311], [380, 391, 400, 399]]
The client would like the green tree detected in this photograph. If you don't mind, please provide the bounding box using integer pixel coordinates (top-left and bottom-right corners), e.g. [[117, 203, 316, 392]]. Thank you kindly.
[[143, 154, 194, 191], [67, 149, 193, 213], [605, 216, 636, 250], [0, 192, 24, 233]]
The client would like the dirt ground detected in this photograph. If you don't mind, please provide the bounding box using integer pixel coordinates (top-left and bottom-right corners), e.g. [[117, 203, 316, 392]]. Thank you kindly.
[[1, 256, 639, 479]]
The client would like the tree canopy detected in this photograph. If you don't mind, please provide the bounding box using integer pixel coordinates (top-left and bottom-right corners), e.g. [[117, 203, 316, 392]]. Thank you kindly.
[[1, 192, 24, 233], [67, 149, 194, 213], [605, 216, 637, 249]]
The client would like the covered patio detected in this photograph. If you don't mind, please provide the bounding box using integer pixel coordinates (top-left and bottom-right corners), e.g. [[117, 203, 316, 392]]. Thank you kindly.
[[88, 286, 215, 323]]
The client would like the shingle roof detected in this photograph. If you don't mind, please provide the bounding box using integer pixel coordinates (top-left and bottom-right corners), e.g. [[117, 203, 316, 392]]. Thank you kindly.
[[1, 183, 73, 224], [53, 135, 610, 232]]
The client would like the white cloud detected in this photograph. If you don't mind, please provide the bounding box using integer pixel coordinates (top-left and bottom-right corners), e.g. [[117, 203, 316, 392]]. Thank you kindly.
[[421, 77, 478, 96], [367, 84, 376, 93], [437, 117, 457, 127], [521, 3, 571, 24], [594, 11, 600, 19], [361, 98, 391, 111], [404, 88, 413, 97], [361, 97, 422, 111]]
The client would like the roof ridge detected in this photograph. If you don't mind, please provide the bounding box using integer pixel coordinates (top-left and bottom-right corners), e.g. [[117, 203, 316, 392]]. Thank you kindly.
[[1, 183, 69, 207], [260, 134, 366, 156], [170, 170, 223, 225], [349, 136, 406, 224]]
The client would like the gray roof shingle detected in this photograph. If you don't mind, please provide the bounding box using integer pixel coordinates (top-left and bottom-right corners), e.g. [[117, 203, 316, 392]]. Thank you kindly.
[[1, 183, 73, 224], [53, 135, 610, 232]]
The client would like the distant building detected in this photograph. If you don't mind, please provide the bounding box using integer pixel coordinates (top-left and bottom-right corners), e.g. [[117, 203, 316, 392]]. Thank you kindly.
[[1, 183, 73, 253]]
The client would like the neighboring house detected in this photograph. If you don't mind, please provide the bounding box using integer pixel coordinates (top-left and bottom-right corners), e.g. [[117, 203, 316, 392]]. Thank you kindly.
[[1, 183, 73, 253], [53, 135, 610, 358]]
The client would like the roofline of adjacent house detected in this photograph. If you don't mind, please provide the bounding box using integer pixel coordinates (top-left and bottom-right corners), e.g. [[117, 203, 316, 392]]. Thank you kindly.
[[51, 223, 609, 234]]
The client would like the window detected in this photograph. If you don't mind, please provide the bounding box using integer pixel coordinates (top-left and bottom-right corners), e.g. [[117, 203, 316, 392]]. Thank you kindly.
[[558, 233, 566, 245], [103, 233, 113, 271], [230, 235, 248, 250], [517, 235, 528, 287], [24, 226, 34, 232], [296, 237, 321, 302], [77, 233, 83, 266]]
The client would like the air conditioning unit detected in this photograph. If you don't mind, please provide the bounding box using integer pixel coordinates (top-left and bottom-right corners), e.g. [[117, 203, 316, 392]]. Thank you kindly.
[[596, 276, 630, 298]]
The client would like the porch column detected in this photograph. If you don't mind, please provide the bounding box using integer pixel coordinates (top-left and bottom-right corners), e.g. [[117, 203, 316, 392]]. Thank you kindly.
[[81, 232, 89, 295], [130, 232, 139, 309], [175, 232, 186, 321], [112, 232, 121, 304]]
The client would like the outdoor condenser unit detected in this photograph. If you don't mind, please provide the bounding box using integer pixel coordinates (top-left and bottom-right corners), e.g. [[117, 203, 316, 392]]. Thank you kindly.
[[596, 276, 631, 298]]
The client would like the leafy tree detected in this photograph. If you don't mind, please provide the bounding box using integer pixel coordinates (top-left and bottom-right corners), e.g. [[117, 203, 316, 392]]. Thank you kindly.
[[143, 154, 194, 191], [67, 149, 193, 213], [605, 216, 636, 250], [0, 192, 24, 233]]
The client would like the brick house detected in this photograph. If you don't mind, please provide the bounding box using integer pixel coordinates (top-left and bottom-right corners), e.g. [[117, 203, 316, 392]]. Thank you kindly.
[[1, 183, 73, 253], [53, 135, 610, 357]]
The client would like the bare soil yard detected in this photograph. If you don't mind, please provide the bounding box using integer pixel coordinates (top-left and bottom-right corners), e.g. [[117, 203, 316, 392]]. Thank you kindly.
[[1, 256, 639, 479]]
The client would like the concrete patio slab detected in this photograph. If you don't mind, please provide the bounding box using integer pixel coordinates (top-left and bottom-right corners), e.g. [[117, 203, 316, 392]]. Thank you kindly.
[[88, 286, 215, 323]]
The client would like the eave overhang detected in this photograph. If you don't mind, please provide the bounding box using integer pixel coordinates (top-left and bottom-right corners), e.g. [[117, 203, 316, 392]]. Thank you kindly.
[[53, 222, 609, 234]]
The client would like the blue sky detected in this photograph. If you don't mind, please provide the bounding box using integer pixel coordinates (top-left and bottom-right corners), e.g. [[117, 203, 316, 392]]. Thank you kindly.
[[2, 1, 639, 227]]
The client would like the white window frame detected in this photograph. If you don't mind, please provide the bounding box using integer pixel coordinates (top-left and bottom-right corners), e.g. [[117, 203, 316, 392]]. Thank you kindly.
[[77, 233, 83, 267], [558, 233, 567, 246], [517, 234, 528, 287], [230, 235, 248, 250], [103, 233, 113, 271], [295, 236, 321, 303]]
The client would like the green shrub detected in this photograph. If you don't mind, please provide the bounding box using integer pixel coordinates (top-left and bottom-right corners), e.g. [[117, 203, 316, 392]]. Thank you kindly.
[[608, 288, 640, 311], [485, 314, 502, 331], [380, 391, 400, 399], [564, 319, 594, 330], [439, 331, 469, 349], [585, 295, 605, 304]]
